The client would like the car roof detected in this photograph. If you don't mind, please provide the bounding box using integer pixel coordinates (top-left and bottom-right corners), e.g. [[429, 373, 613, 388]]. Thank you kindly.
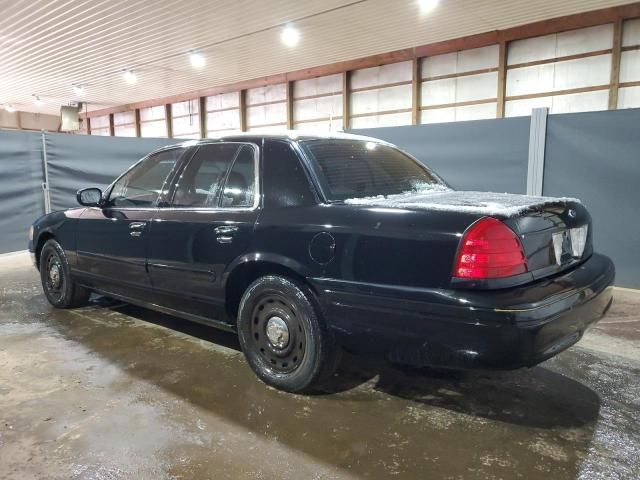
[[150, 131, 394, 154]]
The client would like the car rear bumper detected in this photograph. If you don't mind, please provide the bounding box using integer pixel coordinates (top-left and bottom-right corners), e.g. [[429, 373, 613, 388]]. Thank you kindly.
[[310, 253, 615, 369]]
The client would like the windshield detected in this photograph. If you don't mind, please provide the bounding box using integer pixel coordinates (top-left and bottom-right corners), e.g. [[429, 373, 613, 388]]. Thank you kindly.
[[300, 139, 446, 202]]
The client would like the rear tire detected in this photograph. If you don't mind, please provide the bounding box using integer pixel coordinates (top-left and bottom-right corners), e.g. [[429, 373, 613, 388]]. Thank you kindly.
[[237, 275, 340, 393], [39, 239, 90, 308]]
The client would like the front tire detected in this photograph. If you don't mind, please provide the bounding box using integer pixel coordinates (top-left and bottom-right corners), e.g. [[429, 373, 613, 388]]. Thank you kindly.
[[237, 275, 340, 393], [39, 239, 90, 308]]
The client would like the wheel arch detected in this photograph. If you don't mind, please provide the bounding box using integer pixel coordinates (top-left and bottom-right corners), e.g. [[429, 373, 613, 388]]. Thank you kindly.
[[224, 253, 314, 322], [34, 230, 56, 269]]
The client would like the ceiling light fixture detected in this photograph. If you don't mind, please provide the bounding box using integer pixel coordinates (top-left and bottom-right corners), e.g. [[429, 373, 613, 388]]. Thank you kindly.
[[281, 24, 300, 47], [189, 50, 205, 69], [418, 0, 439, 14], [73, 85, 85, 96], [4, 104, 16, 113], [33, 95, 43, 106], [123, 69, 137, 84]]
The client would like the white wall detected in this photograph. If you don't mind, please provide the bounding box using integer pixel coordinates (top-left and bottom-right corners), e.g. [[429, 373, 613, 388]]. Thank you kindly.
[[351, 62, 412, 128], [293, 73, 343, 132], [114, 111, 136, 137], [246, 84, 287, 132], [206, 92, 241, 137], [140, 106, 167, 138], [171, 99, 200, 139], [421, 45, 499, 124], [0, 110, 60, 131], [618, 18, 640, 109], [505, 24, 614, 116]]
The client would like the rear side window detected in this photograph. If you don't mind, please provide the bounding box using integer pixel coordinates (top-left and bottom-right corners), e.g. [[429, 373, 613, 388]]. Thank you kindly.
[[172, 143, 256, 208], [221, 146, 256, 208], [263, 141, 315, 208], [109, 148, 182, 208], [300, 139, 443, 201]]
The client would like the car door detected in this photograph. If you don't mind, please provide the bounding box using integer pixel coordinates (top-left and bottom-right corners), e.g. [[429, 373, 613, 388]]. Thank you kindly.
[[147, 142, 260, 321], [76, 148, 184, 299]]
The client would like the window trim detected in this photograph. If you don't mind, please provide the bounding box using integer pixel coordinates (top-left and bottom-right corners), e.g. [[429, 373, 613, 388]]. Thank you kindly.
[[103, 146, 186, 210], [166, 141, 261, 212]]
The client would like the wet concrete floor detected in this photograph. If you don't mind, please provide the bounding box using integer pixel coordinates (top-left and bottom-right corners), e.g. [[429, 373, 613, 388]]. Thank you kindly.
[[1, 252, 639, 479]]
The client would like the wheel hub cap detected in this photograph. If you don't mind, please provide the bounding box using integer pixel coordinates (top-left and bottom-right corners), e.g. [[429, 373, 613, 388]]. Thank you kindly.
[[49, 264, 61, 288], [265, 316, 289, 349]]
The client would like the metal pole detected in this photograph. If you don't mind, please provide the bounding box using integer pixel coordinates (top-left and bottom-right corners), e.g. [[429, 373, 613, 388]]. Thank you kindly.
[[41, 131, 52, 214], [526, 107, 548, 196]]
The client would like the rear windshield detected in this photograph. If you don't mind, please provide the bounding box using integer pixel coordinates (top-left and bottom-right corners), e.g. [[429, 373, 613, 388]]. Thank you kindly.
[[300, 139, 444, 201]]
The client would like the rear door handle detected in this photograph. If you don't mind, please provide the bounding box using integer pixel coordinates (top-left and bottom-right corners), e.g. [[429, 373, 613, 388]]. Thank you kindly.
[[129, 221, 147, 237], [214, 225, 239, 244], [214, 226, 239, 235]]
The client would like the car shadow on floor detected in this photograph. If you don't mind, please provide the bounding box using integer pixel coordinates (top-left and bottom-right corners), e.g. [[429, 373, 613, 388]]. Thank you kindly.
[[334, 360, 600, 430], [101, 297, 601, 430]]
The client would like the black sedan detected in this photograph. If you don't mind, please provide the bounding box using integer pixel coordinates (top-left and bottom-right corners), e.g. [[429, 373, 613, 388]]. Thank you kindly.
[[29, 133, 615, 393]]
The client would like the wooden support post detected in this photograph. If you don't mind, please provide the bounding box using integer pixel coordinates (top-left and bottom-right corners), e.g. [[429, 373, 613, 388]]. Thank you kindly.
[[108, 113, 115, 136], [199, 97, 207, 138], [411, 56, 421, 125], [134, 109, 141, 137], [609, 18, 623, 110], [286, 81, 294, 130], [497, 40, 508, 118], [342, 71, 351, 129], [165, 104, 173, 138], [239, 90, 247, 132]]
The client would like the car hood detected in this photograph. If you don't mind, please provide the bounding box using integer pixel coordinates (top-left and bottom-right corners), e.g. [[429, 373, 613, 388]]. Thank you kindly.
[[344, 189, 580, 218]]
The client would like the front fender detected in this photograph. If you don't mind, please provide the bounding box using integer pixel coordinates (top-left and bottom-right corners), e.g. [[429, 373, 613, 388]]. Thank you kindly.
[[30, 208, 86, 267]]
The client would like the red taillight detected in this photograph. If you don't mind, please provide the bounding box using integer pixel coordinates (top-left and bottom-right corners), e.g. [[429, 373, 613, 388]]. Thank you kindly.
[[454, 217, 528, 279]]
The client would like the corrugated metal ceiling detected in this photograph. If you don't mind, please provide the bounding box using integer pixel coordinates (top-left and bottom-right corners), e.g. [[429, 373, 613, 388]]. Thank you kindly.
[[0, 0, 633, 114]]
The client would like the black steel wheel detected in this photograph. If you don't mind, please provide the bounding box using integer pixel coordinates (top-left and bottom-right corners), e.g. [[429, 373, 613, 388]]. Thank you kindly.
[[39, 239, 90, 308], [44, 247, 66, 303], [237, 275, 340, 393], [250, 293, 306, 374]]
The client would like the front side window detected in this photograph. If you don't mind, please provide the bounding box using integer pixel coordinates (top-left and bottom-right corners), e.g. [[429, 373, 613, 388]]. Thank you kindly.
[[108, 149, 182, 208], [172, 143, 256, 208], [300, 139, 445, 201]]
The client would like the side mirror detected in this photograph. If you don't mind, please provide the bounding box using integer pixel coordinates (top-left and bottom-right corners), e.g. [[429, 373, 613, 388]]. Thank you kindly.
[[76, 187, 103, 207]]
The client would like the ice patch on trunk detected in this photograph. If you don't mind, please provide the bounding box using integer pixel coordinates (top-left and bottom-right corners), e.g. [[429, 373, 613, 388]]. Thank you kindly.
[[344, 189, 580, 217]]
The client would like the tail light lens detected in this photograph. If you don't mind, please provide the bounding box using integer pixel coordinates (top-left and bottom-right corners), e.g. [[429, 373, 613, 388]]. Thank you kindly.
[[454, 217, 528, 279]]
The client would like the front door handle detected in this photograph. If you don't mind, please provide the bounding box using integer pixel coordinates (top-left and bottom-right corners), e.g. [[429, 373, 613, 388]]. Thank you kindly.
[[129, 221, 147, 237], [214, 225, 239, 244]]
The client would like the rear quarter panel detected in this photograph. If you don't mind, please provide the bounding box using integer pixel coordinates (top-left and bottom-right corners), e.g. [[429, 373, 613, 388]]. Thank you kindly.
[[254, 204, 482, 289]]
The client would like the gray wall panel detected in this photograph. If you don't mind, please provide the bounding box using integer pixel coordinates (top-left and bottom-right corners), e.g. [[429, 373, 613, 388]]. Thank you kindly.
[[1, 110, 638, 288], [349, 117, 530, 194], [45, 133, 174, 210], [543, 108, 640, 289], [0, 131, 45, 254]]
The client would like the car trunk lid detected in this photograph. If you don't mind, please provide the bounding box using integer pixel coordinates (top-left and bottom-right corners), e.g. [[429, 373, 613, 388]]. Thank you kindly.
[[503, 200, 592, 281]]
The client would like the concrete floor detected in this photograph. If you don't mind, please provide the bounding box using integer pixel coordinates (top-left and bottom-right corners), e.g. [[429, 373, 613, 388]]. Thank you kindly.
[[1, 253, 639, 480]]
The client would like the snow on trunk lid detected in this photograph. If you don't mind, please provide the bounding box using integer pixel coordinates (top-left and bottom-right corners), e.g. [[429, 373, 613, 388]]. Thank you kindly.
[[345, 189, 580, 217]]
